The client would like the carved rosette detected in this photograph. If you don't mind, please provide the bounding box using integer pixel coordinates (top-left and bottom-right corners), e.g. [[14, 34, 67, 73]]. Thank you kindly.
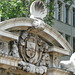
[[18, 31, 51, 66]]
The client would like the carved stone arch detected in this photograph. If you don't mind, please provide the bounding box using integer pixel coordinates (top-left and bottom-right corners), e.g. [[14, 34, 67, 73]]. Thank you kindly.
[[0, 17, 73, 75], [0, 18, 72, 52]]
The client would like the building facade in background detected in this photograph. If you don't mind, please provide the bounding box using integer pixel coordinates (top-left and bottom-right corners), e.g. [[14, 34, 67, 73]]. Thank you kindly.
[[52, 0, 75, 53]]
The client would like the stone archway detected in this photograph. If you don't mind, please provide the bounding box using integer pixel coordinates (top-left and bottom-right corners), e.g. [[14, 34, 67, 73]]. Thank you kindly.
[[0, 0, 73, 74], [0, 18, 72, 51], [0, 17, 73, 75]]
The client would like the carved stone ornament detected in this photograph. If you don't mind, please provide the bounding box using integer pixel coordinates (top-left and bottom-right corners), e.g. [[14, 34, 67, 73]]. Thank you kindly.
[[60, 52, 75, 74], [18, 61, 47, 74], [12, 41, 20, 58], [18, 31, 51, 66], [30, 0, 47, 30], [30, 0, 47, 19]]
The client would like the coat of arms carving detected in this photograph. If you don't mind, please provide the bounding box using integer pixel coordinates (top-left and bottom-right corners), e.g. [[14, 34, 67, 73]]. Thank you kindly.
[[18, 31, 50, 65]]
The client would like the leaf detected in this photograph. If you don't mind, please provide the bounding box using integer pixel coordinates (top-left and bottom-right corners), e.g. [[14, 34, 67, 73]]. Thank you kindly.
[[0, 11, 2, 14]]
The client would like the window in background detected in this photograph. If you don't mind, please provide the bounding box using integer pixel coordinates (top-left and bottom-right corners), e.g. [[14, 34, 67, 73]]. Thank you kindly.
[[0, 14, 5, 22], [58, 31, 63, 35], [50, 0, 53, 2], [73, 8, 75, 27], [73, 37, 75, 52], [65, 34, 71, 44], [57, 1, 62, 21], [1, 17, 5, 21], [65, 5, 69, 24]]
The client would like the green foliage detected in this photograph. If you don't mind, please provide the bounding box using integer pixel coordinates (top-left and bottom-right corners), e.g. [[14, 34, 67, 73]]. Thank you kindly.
[[64, 0, 73, 5], [44, 1, 54, 25], [0, 0, 73, 25], [0, 0, 35, 19]]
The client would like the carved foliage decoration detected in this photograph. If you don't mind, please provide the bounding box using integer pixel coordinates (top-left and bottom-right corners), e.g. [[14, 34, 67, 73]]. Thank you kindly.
[[18, 31, 51, 66]]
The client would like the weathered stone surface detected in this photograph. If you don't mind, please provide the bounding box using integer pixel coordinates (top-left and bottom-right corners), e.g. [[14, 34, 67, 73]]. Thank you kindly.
[[0, 18, 72, 51], [60, 52, 75, 74], [0, 1, 73, 75], [30, 0, 47, 19], [47, 68, 72, 75], [18, 31, 51, 69], [0, 54, 21, 67], [18, 61, 47, 74]]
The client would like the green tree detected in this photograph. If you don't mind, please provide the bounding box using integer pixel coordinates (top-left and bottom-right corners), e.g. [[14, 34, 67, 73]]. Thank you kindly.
[[0, 0, 73, 25], [0, 0, 34, 19]]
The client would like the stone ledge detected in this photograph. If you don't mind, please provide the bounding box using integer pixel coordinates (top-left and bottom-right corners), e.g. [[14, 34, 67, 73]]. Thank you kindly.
[[0, 54, 21, 67], [6, 66, 41, 75], [47, 68, 72, 75], [0, 30, 18, 41], [48, 46, 70, 56], [0, 65, 41, 75]]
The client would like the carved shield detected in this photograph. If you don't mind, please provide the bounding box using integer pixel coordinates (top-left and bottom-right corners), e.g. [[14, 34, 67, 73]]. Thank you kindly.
[[26, 39, 36, 58], [18, 31, 50, 65], [18, 31, 43, 64]]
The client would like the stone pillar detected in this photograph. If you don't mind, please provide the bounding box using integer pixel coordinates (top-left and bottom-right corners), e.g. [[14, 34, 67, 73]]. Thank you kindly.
[[49, 52, 61, 68], [4, 42, 9, 55], [47, 46, 72, 75]]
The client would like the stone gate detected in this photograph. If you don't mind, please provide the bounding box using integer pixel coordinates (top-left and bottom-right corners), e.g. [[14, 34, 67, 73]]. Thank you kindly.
[[0, 0, 73, 75]]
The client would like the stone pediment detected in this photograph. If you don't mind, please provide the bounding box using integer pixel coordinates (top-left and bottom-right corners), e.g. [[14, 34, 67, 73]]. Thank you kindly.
[[0, 18, 72, 52], [0, 17, 72, 74]]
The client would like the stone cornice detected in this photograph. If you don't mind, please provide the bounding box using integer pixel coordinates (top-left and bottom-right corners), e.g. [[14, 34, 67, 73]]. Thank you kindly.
[[0, 18, 72, 53]]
